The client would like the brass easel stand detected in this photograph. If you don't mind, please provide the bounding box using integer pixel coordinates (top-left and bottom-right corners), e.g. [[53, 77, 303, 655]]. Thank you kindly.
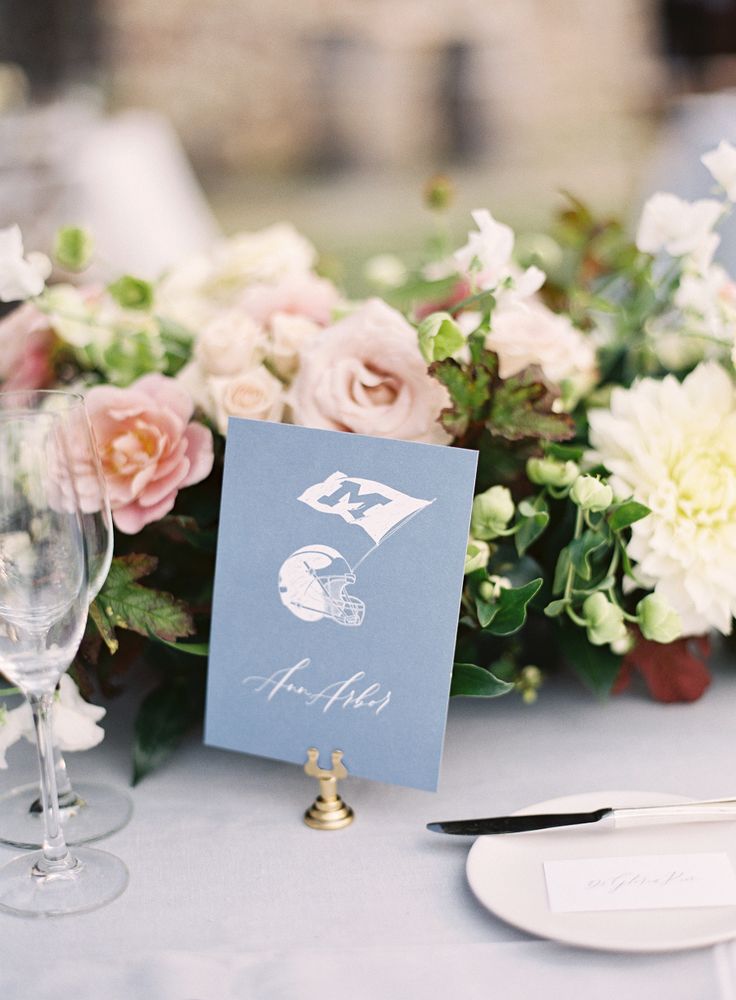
[[303, 748, 354, 830]]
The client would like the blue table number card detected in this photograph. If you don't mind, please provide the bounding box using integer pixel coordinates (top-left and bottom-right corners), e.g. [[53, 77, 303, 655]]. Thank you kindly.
[[204, 419, 478, 791]]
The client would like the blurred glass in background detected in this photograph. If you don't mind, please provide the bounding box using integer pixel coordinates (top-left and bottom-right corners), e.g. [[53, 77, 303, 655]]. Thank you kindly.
[[1, 0, 736, 285]]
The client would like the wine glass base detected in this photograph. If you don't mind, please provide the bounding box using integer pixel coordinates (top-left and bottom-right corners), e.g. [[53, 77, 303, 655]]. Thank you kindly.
[[0, 846, 128, 917], [0, 781, 133, 849]]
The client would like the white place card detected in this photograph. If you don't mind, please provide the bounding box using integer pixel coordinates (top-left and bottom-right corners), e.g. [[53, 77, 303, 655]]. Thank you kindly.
[[544, 853, 736, 913]]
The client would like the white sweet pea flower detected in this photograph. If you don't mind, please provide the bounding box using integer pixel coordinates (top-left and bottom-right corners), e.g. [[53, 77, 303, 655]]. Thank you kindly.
[[0, 225, 52, 302], [454, 209, 514, 286], [48, 675, 106, 751], [0, 676, 105, 765], [636, 193, 723, 257], [701, 140, 736, 201], [454, 209, 546, 300], [0, 703, 27, 768]]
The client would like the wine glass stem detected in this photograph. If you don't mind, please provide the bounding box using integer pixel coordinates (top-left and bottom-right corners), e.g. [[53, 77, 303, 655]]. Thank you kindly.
[[29, 692, 75, 873], [54, 745, 74, 799]]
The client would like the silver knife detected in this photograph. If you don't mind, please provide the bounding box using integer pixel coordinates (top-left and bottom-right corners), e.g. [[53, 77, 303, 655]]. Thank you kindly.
[[427, 797, 736, 836]]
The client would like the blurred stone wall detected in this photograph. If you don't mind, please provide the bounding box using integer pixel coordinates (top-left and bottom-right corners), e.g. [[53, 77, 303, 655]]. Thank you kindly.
[[101, 0, 663, 175]]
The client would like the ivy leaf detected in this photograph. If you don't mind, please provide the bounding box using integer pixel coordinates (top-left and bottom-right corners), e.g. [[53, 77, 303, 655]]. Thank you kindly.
[[488, 370, 575, 443], [483, 578, 543, 636], [132, 680, 202, 783], [474, 596, 496, 629], [450, 663, 515, 698], [568, 530, 609, 581], [97, 554, 194, 643], [558, 624, 621, 698], [515, 495, 550, 555], [608, 500, 651, 533]]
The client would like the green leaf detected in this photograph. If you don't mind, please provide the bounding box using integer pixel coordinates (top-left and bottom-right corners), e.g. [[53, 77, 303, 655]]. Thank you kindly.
[[483, 578, 543, 636], [108, 275, 154, 310], [474, 596, 496, 628], [558, 624, 621, 698], [552, 547, 571, 595], [148, 634, 209, 657], [429, 355, 493, 438], [545, 441, 585, 462], [608, 500, 651, 533], [98, 554, 194, 643], [53, 226, 93, 270], [489, 371, 575, 442], [568, 530, 608, 581], [515, 494, 550, 555], [450, 662, 515, 698], [88, 599, 119, 654], [544, 599, 568, 618], [132, 681, 200, 783]]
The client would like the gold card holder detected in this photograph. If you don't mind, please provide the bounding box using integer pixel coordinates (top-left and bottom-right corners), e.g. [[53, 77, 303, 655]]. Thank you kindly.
[[303, 748, 354, 830]]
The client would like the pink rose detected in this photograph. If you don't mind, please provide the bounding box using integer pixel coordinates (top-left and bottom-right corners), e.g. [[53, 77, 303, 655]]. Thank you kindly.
[[85, 374, 214, 534], [289, 299, 450, 444], [0, 303, 54, 390], [238, 273, 339, 326]]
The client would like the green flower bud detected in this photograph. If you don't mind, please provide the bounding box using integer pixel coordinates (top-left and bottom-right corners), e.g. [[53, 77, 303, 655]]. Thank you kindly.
[[423, 173, 454, 212], [582, 592, 627, 646], [478, 575, 512, 601], [517, 664, 543, 704], [107, 275, 154, 311], [417, 311, 465, 363], [53, 226, 93, 271], [636, 593, 682, 644], [464, 538, 490, 575], [527, 456, 579, 488], [570, 475, 613, 512], [470, 485, 515, 540]]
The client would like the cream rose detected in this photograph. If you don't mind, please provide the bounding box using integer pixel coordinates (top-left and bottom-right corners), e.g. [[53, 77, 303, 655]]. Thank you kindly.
[[210, 366, 285, 434], [194, 310, 263, 377], [289, 299, 450, 444], [269, 313, 321, 379]]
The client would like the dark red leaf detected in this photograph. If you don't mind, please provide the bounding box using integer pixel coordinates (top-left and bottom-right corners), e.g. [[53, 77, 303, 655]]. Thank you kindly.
[[618, 632, 711, 703]]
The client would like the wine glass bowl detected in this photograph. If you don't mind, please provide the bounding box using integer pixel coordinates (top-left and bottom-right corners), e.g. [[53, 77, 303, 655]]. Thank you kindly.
[[0, 403, 128, 916], [0, 390, 132, 849]]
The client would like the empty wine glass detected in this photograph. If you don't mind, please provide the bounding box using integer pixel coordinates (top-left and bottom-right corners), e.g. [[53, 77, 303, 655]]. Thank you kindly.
[[0, 390, 132, 848], [0, 408, 128, 915]]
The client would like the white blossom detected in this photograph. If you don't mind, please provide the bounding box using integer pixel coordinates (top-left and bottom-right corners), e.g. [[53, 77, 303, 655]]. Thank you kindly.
[[0, 225, 52, 302], [636, 193, 723, 258], [701, 140, 736, 201]]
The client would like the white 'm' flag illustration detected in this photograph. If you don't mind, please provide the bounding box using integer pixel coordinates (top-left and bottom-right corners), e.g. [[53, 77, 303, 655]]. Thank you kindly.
[[297, 471, 434, 545]]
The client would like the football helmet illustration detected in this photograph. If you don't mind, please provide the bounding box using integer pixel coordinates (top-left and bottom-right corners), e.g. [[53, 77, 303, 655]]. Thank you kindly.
[[278, 544, 365, 627]]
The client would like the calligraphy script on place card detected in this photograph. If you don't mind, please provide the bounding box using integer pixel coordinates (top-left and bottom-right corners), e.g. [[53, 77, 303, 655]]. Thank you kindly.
[[544, 853, 736, 913], [204, 419, 477, 791]]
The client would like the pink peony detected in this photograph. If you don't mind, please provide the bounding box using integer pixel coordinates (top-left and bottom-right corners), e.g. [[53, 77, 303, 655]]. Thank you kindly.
[[238, 273, 339, 327], [85, 374, 214, 534], [289, 299, 450, 444], [0, 303, 54, 390]]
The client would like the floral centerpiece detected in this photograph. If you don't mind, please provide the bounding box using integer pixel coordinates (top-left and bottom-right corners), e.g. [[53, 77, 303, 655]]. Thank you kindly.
[[2, 141, 736, 778]]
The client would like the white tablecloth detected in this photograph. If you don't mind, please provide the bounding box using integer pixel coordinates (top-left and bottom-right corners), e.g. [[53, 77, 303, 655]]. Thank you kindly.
[[3, 659, 736, 999]]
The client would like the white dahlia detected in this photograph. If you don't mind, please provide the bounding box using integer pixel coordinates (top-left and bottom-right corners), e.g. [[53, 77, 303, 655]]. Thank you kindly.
[[588, 363, 736, 635]]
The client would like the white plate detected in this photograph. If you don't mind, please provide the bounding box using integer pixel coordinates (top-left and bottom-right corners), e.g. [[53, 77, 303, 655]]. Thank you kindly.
[[466, 790, 736, 952]]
